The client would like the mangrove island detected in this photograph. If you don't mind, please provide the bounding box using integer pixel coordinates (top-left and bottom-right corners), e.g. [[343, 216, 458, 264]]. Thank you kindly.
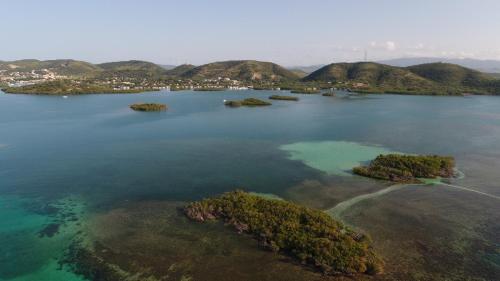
[[129, 103, 167, 112], [353, 154, 455, 183], [224, 98, 271, 107], [269, 95, 299, 101], [184, 190, 384, 276]]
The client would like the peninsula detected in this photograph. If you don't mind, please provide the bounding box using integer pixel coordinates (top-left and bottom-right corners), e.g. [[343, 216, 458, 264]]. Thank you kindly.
[[2, 80, 156, 95]]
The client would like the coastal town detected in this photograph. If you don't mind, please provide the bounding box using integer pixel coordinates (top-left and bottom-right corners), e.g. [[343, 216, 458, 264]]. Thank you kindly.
[[0, 67, 261, 92], [0, 68, 65, 87]]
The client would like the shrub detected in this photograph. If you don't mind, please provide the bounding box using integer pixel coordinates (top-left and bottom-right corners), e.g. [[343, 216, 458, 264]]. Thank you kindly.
[[353, 154, 455, 182], [185, 190, 384, 276], [129, 103, 167, 111]]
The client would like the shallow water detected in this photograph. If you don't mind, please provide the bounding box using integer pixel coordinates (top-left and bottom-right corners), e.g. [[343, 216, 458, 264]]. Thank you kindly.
[[1, 90, 499, 280], [280, 140, 394, 176]]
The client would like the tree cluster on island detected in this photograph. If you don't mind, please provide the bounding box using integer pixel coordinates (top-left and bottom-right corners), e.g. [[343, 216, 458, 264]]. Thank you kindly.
[[353, 154, 455, 183], [184, 190, 384, 276], [224, 98, 271, 107], [268, 95, 299, 101], [129, 103, 167, 111]]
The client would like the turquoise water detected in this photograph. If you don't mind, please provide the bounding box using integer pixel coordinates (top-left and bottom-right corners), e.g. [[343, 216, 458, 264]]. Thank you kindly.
[[280, 141, 394, 176], [1, 90, 500, 280], [0, 196, 85, 281]]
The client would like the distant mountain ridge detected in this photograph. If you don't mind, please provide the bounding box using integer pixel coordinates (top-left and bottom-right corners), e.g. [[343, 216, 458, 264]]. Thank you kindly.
[[179, 60, 299, 81], [96, 60, 167, 79], [165, 64, 196, 77], [0, 59, 299, 81], [379, 57, 500, 73], [303, 61, 500, 95], [303, 62, 435, 90], [2, 58, 500, 94], [0, 59, 166, 78], [0, 59, 101, 76], [286, 64, 325, 75]]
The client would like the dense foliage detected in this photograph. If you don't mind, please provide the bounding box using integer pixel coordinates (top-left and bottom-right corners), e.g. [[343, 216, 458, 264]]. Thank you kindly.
[[223, 100, 242, 107], [179, 60, 300, 82], [224, 98, 271, 107], [2, 80, 152, 95], [303, 62, 500, 95], [185, 191, 384, 276], [268, 95, 299, 101], [322, 92, 336, 96], [164, 64, 196, 77], [0, 59, 101, 76], [290, 88, 320, 94], [129, 103, 167, 111], [193, 87, 227, 91], [97, 60, 168, 79], [353, 154, 455, 182]]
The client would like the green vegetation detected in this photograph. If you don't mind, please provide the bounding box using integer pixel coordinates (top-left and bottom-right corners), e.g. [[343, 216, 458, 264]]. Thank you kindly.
[[3, 59, 500, 95], [252, 86, 277, 90], [239, 98, 271, 106], [170, 86, 189, 91], [193, 87, 226, 91], [224, 98, 271, 107], [291, 88, 320, 94], [164, 64, 196, 77], [0, 59, 101, 77], [223, 100, 243, 107], [269, 95, 298, 101], [289, 69, 309, 78], [180, 60, 300, 82], [353, 154, 455, 183], [97, 60, 168, 79], [303, 62, 500, 95], [184, 190, 384, 275], [129, 103, 167, 111], [2, 80, 155, 95]]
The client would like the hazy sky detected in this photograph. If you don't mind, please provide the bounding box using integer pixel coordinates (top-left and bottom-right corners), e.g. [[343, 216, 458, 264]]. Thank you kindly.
[[2, 0, 500, 66]]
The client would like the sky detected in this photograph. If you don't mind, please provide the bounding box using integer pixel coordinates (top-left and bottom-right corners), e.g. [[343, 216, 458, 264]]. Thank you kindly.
[[1, 0, 500, 66]]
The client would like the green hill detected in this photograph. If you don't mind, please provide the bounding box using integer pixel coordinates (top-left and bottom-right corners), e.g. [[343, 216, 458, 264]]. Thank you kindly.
[[180, 60, 300, 81], [0, 59, 101, 76], [304, 62, 500, 95], [289, 69, 309, 78], [96, 60, 167, 79], [165, 64, 196, 77], [303, 62, 436, 92], [407, 63, 494, 91], [3, 59, 500, 95]]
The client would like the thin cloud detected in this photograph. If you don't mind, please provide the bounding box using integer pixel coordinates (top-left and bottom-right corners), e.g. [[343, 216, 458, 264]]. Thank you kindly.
[[369, 41, 397, 51]]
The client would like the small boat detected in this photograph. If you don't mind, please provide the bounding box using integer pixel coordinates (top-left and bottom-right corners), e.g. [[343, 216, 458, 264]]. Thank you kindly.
[[62, 96, 68, 99], [223, 99, 227, 102]]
